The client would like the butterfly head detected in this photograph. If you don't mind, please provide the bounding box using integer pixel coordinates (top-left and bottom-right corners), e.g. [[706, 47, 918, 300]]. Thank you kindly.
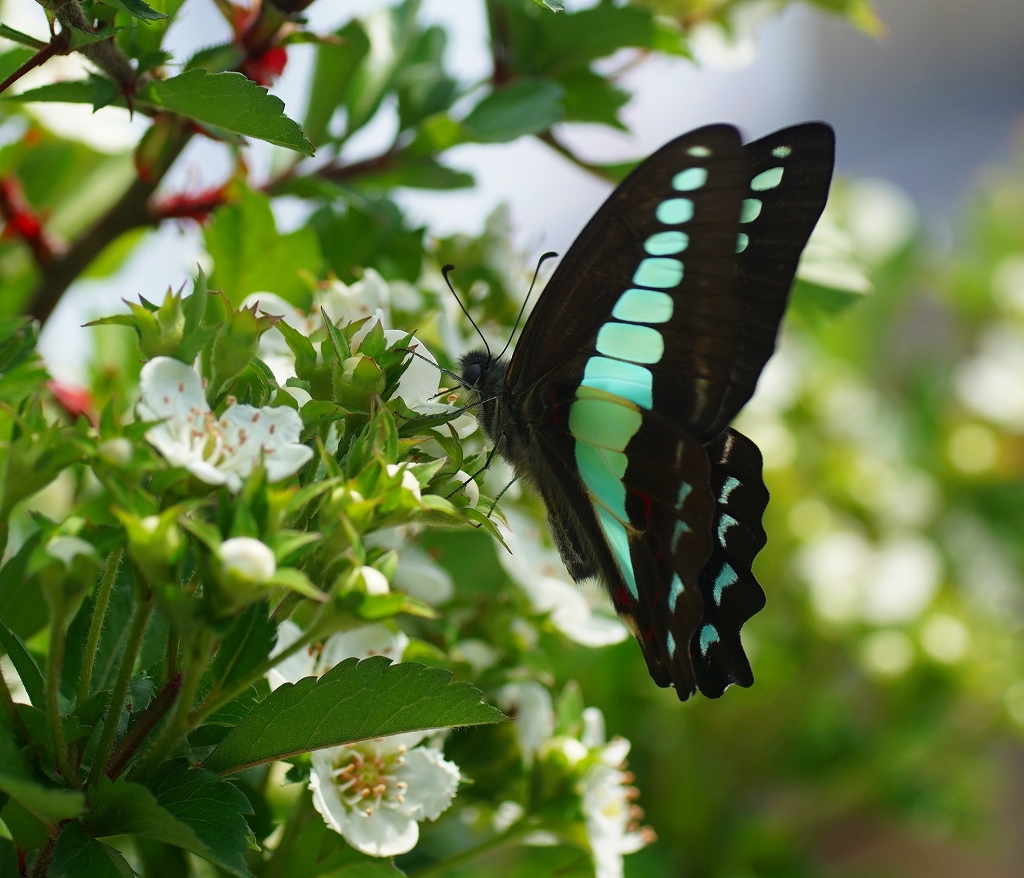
[[457, 350, 509, 443]]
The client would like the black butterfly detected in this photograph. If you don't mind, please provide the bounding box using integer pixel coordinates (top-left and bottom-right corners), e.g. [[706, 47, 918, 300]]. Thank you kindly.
[[459, 123, 835, 700]]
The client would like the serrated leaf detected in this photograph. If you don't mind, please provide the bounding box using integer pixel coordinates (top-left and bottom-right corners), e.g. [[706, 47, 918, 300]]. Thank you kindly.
[[65, 25, 123, 50], [462, 78, 564, 143], [50, 822, 135, 878], [87, 764, 254, 878], [99, 0, 167, 20], [137, 70, 313, 155], [0, 776, 85, 822], [0, 531, 45, 639], [0, 617, 44, 707], [203, 656, 504, 774]]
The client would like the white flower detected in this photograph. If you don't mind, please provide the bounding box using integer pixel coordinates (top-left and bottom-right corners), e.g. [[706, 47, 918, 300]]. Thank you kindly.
[[138, 357, 313, 492], [498, 682, 554, 767], [218, 537, 276, 583], [499, 510, 627, 648], [309, 730, 461, 857], [385, 463, 422, 501], [267, 620, 409, 690], [575, 709, 654, 878]]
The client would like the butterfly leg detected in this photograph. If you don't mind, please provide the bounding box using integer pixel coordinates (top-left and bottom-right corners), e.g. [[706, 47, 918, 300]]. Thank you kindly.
[[445, 432, 506, 500]]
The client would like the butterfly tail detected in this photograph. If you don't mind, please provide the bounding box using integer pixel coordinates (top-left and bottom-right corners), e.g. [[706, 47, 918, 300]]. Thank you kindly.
[[691, 427, 769, 697]]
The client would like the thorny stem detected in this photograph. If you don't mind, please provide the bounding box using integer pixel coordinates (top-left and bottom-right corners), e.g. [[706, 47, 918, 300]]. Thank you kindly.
[[87, 596, 154, 786], [45, 601, 75, 787], [77, 547, 122, 708], [128, 630, 211, 783], [105, 671, 183, 778], [37, 0, 136, 94], [0, 29, 69, 98]]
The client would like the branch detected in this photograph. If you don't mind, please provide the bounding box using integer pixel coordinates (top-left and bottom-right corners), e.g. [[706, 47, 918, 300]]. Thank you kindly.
[[537, 130, 619, 183], [0, 176, 65, 266], [0, 29, 69, 98]]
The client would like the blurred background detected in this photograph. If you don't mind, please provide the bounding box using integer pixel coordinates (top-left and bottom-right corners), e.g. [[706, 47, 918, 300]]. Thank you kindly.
[[3, 0, 1024, 874]]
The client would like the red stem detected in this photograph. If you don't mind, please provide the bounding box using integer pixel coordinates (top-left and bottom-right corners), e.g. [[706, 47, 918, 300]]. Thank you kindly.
[[104, 672, 184, 778], [0, 31, 70, 98]]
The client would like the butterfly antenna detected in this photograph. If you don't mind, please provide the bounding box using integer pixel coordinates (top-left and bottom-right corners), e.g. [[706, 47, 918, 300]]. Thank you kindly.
[[442, 264, 491, 361], [496, 251, 558, 362]]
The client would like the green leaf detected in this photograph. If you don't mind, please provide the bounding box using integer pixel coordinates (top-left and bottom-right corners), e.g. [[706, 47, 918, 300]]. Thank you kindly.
[[0, 617, 44, 707], [0, 776, 85, 822], [210, 602, 276, 694], [203, 656, 504, 774], [349, 154, 473, 191], [1, 80, 95, 104], [0, 25, 46, 49], [462, 78, 564, 143], [65, 25, 123, 50], [87, 764, 254, 878], [0, 532, 45, 639], [99, 0, 167, 20], [310, 200, 423, 284], [556, 68, 628, 129], [50, 822, 136, 878], [305, 19, 370, 146], [0, 47, 35, 86], [204, 187, 322, 307], [137, 70, 313, 155]]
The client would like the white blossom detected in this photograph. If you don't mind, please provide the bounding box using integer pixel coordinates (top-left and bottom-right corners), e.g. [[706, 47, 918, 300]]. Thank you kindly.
[[138, 357, 312, 492], [357, 565, 391, 596], [498, 681, 554, 767], [266, 620, 410, 690], [575, 709, 655, 878], [385, 463, 422, 501], [499, 510, 627, 648], [309, 730, 461, 857], [218, 537, 276, 583]]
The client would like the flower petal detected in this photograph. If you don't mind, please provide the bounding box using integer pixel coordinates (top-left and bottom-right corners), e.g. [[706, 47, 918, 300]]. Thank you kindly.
[[319, 624, 409, 668], [267, 620, 315, 689], [392, 745, 461, 821]]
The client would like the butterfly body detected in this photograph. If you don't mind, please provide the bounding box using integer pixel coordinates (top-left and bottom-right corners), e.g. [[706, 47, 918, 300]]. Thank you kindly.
[[460, 123, 834, 700]]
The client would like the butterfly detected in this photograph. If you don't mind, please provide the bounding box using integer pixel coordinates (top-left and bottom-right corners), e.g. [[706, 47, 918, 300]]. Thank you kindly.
[[458, 123, 835, 700]]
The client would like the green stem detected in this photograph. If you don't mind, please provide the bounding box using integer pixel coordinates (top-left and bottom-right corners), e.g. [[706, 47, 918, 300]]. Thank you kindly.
[[163, 629, 180, 683], [128, 631, 211, 783], [77, 547, 122, 708], [87, 596, 153, 786], [190, 625, 318, 728], [46, 602, 74, 787]]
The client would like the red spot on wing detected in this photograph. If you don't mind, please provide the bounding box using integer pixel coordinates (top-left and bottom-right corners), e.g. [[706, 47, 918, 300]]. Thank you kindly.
[[627, 486, 654, 526], [612, 585, 632, 612]]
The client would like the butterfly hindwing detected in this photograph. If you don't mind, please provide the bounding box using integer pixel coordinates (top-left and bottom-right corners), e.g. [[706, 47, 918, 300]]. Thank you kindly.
[[692, 428, 769, 696]]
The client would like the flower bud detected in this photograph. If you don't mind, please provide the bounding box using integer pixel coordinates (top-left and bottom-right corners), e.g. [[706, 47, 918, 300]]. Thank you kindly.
[[208, 536, 279, 616], [333, 355, 385, 411], [115, 507, 185, 588], [128, 293, 185, 359], [97, 437, 134, 467], [209, 302, 280, 395]]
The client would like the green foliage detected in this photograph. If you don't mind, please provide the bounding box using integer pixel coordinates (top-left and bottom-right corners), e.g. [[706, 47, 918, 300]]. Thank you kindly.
[[204, 657, 504, 773]]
